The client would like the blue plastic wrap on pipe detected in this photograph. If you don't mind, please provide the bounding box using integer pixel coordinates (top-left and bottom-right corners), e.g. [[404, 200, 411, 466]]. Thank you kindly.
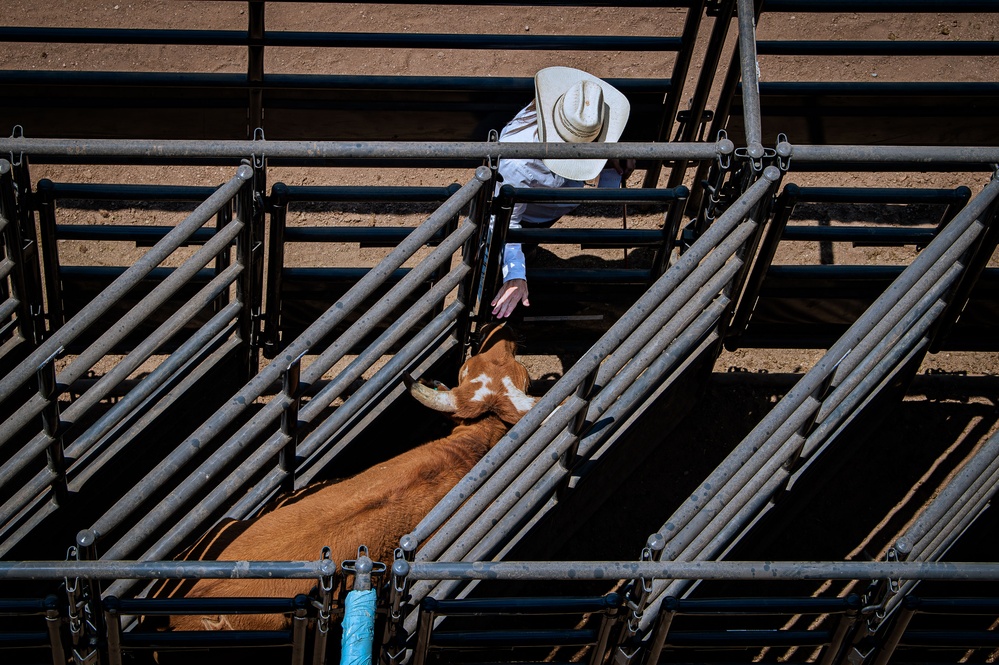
[[340, 588, 376, 665]]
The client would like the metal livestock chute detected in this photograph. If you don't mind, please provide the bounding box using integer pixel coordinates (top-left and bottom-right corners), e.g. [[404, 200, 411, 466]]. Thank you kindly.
[[0, 1, 998, 664]]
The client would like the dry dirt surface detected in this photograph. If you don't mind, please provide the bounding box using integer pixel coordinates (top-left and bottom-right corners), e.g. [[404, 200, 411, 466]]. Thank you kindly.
[[2, 2, 998, 558]]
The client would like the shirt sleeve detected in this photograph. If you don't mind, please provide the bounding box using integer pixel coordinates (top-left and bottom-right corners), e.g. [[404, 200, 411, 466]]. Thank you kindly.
[[498, 163, 532, 283]]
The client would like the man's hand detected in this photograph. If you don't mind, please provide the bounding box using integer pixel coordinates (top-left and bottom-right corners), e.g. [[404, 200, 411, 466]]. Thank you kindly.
[[609, 158, 636, 180], [491, 278, 529, 319]]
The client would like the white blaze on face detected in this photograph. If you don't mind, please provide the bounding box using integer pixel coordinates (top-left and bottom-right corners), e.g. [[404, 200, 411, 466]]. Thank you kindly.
[[469, 373, 494, 402], [502, 376, 536, 413]]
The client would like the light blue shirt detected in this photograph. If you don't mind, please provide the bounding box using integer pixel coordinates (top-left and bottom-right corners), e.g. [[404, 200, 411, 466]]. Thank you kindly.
[[497, 103, 622, 282]]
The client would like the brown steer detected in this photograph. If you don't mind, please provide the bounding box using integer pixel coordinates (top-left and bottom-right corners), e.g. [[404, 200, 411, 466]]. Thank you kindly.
[[168, 324, 535, 631]]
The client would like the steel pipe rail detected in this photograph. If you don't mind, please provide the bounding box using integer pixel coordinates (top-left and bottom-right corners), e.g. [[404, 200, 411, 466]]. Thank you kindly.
[[0, 26, 682, 51], [635, 176, 999, 634], [0, 218, 245, 494], [404, 167, 783, 558], [227, 299, 465, 520], [758, 39, 999, 56], [0, 269, 243, 542], [736, 0, 764, 160], [0, 137, 733, 162], [123, 274, 468, 567], [415, 226, 755, 571], [408, 301, 731, 621], [0, 164, 252, 405], [895, 428, 999, 561], [785, 143, 999, 165], [399, 173, 778, 629], [2, 559, 999, 583], [93, 171, 487, 560], [652, 176, 999, 554]]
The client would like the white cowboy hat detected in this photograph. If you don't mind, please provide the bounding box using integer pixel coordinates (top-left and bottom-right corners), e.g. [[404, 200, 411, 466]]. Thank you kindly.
[[535, 66, 631, 181]]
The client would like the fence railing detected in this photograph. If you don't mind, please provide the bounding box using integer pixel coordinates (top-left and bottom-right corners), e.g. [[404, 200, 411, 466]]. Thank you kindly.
[[0, 164, 258, 558]]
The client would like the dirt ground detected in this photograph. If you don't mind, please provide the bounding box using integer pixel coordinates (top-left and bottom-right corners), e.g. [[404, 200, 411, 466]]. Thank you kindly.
[[3, 2, 999, 563], [4, 2, 997, 374]]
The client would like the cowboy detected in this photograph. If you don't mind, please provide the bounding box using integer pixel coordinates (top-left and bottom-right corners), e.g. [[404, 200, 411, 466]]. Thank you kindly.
[[490, 66, 633, 319]]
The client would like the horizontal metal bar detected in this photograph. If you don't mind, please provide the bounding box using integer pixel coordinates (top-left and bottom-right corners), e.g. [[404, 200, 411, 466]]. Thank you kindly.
[[40, 181, 217, 201], [422, 594, 619, 616], [0, 71, 669, 95], [272, 32, 683, 51], [788, 144, 999, 164], [507, 228, 666, 248], [758, 80, 999, 95], [0, 137, 732, 162], [3, 559, 999, 582], [761, 0, 997, 11], [757, 40, 999, 56], [53, 225, 217, 244], [273, 184, 458, 203], [0, 27, 681, 51], [781, 226, 936, 244], [139, 0, 702, 7], [781, 185, 973, 205], [506, 186, 689, 204]]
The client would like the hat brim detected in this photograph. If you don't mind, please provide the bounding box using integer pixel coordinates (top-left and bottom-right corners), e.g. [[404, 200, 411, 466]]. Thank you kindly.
[[535, 66, 631, 181]]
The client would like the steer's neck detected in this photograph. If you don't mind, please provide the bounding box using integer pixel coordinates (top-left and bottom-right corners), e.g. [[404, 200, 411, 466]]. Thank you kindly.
[[437, 413, 515, 469]]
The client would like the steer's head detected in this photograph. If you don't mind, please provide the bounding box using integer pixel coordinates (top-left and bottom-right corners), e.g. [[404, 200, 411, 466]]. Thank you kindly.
[[407, 323, 535, 425]]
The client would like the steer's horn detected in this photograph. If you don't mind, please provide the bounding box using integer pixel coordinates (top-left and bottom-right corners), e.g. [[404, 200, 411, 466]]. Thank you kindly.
[[408, 377, 458, 413]]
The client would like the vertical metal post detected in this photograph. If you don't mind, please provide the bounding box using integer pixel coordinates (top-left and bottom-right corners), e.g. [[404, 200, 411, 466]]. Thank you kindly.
[[928, 182, 999, 352], [557, 368, 598, 497], [247, 0, 265, 137], [642, 0, 707, 189], [38, 348, 69, 506], [290, 594, 310, 665], [651, 187, 690, 277], [869, 597, 918, 665], [639, 596, 678, 665], [458, 166, 498, 375], [235, 163, 262, 381], [43, 595, 67, 665], [726, 182, 797, 346], [617, 534, 663, 665], [718, 166, 783, 343], [340, 548, 381, 665], [9, 141, 48, 343], [34, 179, 64, 333], [213, 199, 233, 312], [652, 0, 734, 191], [692, 135, 735, 238], [0, 159, 36, 346], [70, 530, 104, 665], [736, 0, 764, 164], [102, 596, 123, 665], [411, 600, 435, 665], [589, 600, 622, 665], [262, 181, 289, 358], [818, 594, 862, 665], [312, 547, 335, 665], [478, 184, 514, 323], [280, 352, 304, 494], [381, 556, 411, 665]]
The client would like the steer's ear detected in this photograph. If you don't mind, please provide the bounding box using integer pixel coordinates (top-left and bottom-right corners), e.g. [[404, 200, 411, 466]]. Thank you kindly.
[[491, 381, 537, 425]]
